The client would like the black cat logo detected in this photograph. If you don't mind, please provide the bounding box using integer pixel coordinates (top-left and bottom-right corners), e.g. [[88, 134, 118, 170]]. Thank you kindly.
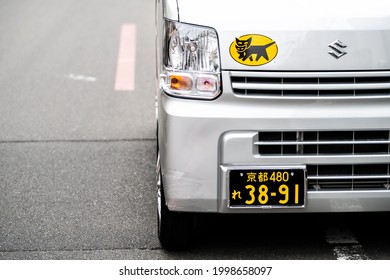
[[230, 34, 278, 66]]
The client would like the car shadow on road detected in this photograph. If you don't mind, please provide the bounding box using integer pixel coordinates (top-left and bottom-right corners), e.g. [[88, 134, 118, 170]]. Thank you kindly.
[[163, 212, 390, 259]]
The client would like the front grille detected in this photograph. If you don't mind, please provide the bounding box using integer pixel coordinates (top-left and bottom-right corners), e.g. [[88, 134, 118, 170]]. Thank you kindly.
[[231, 71, 390, 98], [256, 131, 390, 156], [255, 131, 390, 190], [307, 164, 390, 190]]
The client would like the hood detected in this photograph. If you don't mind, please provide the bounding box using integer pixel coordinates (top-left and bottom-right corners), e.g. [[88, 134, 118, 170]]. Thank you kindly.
[[175, 0, 390, 71]]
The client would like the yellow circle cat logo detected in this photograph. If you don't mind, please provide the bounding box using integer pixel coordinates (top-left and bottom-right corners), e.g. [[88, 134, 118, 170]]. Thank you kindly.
[[229, 34, 278, 66]]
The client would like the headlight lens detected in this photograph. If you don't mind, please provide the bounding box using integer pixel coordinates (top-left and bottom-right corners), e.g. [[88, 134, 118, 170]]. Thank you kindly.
[[161, 20, 221, 99]]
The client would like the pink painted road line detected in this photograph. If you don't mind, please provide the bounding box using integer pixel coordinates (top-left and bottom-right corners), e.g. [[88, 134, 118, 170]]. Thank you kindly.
[[115, 24, 136, 91]]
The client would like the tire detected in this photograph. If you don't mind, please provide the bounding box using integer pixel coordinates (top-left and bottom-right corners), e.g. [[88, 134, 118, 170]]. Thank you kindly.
[[157, 155, 193, 251]]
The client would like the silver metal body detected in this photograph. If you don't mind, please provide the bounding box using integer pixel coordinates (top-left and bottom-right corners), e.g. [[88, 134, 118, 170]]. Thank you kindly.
[[156, 0, 390, 214]]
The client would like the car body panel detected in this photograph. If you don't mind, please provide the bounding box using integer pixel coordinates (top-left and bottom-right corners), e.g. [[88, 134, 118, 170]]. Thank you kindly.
[[175, 0, 390, 71], [156, 0, 390, 214]]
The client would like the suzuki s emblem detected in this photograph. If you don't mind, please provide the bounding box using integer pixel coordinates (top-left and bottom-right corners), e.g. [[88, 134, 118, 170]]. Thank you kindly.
[[328, 40, 347, 59]]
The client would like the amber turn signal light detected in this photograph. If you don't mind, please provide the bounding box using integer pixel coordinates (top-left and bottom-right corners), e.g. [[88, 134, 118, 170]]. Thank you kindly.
[[169, 75, 193, 91]]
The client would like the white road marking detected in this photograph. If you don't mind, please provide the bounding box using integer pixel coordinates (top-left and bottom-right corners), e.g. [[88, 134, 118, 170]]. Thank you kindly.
[[325, 225, 370, 260], [333, 245, 370, 260], [68, 73, 97, 82]]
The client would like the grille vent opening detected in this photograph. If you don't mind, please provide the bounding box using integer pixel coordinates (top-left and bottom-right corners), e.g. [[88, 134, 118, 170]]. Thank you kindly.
[[231, 72, 390, 98], [257, 131, 390, 156], [255, 131, 390, 191]]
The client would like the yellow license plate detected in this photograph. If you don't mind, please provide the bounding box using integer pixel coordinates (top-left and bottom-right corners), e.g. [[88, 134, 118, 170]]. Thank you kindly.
[[228, 167, 306, 208]]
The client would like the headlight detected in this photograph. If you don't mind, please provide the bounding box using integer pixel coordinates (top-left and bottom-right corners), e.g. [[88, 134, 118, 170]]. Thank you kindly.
[[160, 20, 221, 100]]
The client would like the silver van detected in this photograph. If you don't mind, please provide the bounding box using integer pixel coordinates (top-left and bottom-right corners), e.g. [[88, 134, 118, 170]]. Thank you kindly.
[[155, 0, 390, 250]]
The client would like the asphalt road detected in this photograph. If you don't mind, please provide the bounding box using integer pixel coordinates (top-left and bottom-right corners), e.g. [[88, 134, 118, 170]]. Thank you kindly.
[[0, 0, 159, 259], [0, 0, 389, 260]]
